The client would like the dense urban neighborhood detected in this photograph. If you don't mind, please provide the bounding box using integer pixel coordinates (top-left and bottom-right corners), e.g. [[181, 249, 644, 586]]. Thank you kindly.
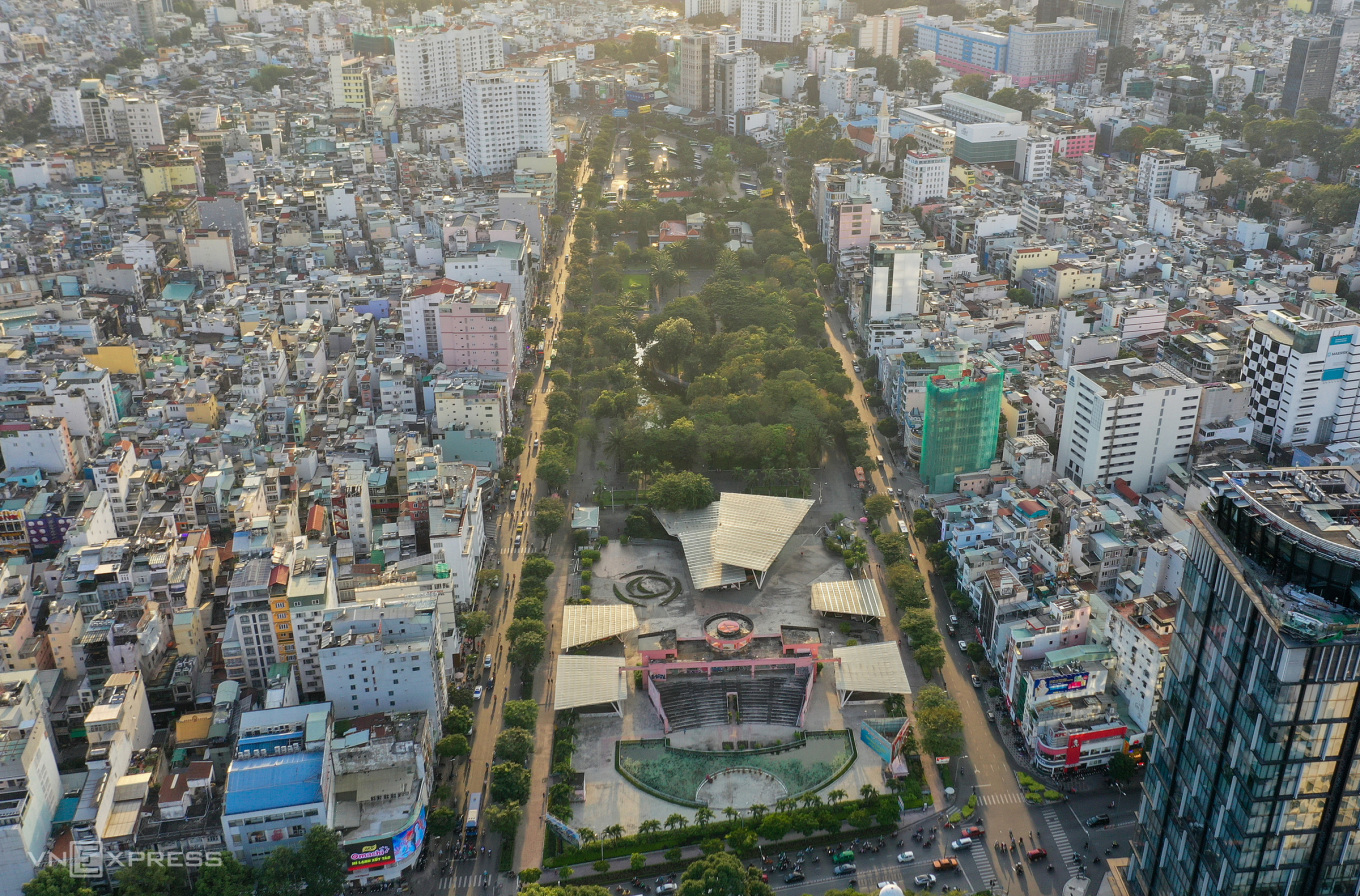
[[0, 0, 1358, 896]]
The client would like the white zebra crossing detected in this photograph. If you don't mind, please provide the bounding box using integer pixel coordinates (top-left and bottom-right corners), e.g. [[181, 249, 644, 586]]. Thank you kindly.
[[1042, 807, 1077, 865], [969, 840, 998, 887], [981, 791, 1027, 806]]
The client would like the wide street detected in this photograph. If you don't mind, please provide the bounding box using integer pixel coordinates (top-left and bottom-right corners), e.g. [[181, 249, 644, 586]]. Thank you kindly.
[[790, 173, 1130, 895], [443, 120, 597, 896]]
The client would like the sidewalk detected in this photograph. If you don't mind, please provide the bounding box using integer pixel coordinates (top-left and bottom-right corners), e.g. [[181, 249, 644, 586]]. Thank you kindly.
[[537, 808, 954, 886]]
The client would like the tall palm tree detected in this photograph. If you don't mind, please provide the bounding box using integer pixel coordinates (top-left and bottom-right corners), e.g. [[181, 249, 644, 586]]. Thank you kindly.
[[672, 269, 689, 299], [665, 813, 687, 831], [748, 804, 769, 821], [694, 807, 716, 827], [603, 824, 626, 842], [723, 807, 740, 824], [639, 819, 662, 835], [860, 784, 879, 801], [827, 789, 846, 805], [775, 798, 795, 813], [604, 428, 629, 469], [650, 253, 678, 304], [578, 827, 597, 844], [801, 794, 822, 809]]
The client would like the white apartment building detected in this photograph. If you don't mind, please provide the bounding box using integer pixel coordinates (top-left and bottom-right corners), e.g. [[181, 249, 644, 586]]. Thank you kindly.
[[462, 68, 552, 178], [0, 419, 79, 480], [284, 544, 339, 699], [110, 95, 165, 150], [1103, 593, 1174, 733], [741, 0, 800, 43], [713, 49, 761, 118], [1136, 149, 1187, 200], [860, 14, 902, 57], [50, 87, 84, 129], [900, 151, 949, 207], [0, 673, 62, 896], [84, 671, 155, 763], [1056, 359, 1202, 493], [1242, 298, 1360, 453], [1014, 132, 1053, 183], [319, 604, 448, 720], [332, 461, 374, 554], [78, 81, 165, 150], [89, 440, 135, 536], [432, 378, 506, 437], [865, 240, 926, 322], [222, 558, 280, 692], [394, 24, 503, 109]]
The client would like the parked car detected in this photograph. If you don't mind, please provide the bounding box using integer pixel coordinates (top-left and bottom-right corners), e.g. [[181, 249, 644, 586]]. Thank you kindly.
[[833, 864, 856, 876], [895, 851, 915, 863], [971, 674, 981, 687], [949, 838, 973, 852], [1087, 814, 1112, 827], [913, 874, 937, 888]]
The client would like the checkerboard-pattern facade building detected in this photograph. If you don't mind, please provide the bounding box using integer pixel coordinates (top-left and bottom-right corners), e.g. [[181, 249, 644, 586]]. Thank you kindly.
[[1242, 301, 1360, 454]]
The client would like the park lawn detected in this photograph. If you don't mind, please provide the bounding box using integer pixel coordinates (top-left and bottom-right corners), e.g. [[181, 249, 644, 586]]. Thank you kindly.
[[624, 273, 651, 291]]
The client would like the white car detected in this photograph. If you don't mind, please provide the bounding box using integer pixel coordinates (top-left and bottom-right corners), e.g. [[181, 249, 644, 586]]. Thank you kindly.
[[958, 640, 969, 652], [472, 685, 484, 700], [950, 837, 973, 851], [896, 851, 915, 863]]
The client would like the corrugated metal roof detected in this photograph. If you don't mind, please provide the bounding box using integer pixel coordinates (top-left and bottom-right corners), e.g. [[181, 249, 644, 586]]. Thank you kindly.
[[654, 493, 814, 589], [102, 799, 142, 840], [560, 605, 639, 650], [554, 655, 629, 710], [833, 642, 912, 696], [810, 579, 888, 618], [223, 752, 324, 816]]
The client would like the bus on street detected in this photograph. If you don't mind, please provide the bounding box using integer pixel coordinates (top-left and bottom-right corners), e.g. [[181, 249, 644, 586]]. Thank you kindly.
[[464, 792, 482, 843]]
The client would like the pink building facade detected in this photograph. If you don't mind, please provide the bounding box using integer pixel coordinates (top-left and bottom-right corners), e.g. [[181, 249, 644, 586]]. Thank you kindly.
[[437, 283, 521, 377]]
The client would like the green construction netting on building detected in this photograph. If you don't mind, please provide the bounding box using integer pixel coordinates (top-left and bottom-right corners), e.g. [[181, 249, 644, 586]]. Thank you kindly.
[[919, 364, 1003, 494]]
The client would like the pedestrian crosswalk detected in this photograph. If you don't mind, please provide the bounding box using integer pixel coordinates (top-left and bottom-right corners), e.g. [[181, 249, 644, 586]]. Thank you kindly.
[[980, 791, 1027, 806], [968, 840, 997, 887], [1042, 808, 1077, 866]]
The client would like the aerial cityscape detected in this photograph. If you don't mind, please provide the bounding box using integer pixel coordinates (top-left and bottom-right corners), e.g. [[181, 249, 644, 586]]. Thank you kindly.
[[0, 0, 1358, 895]]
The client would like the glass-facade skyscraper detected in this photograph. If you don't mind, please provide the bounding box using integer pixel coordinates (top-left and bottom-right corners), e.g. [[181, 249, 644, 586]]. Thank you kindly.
[[1129, 467, 1360, 896]]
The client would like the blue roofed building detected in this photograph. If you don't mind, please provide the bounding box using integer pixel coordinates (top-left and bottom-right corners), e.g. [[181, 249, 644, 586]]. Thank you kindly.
[[221, 702, 334, 867]]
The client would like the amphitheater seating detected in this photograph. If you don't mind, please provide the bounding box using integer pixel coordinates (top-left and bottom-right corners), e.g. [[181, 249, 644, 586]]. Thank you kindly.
[[655, 669, 810, 730]]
